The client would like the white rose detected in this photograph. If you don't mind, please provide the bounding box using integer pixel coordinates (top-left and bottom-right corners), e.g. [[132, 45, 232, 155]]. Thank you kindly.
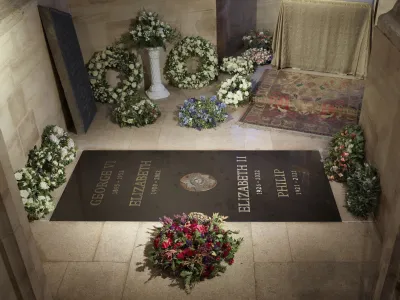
[[131, 82, 137, 88], [49, 134, 60, 145], [14, 172, 22, 181], [38, 195, 46, 201], [20, 190, 29, 198], [112, 93, 118, 99], [129, 64, 134, 69], [133, 70, 138, 75]]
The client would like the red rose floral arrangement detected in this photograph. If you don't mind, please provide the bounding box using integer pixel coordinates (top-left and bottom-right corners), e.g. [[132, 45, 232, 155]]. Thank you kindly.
[[149, 212, 243, 292], [324, 125, 365, 182]]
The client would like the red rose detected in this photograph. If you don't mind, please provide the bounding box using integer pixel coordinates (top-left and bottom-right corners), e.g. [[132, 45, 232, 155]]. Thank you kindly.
[[216, 257, 221, 261], [167, 232, 174, 238], [175, 242, 183, 248], [228, 258, 234, 265], [216, 242, 221, 247], [196, 225, 207, 233], [209, 265, 215, 271], [183, 248, 195, 257], [206, 242, 213, 249], [183, 227, 190, 233], [177, 252, 185, 260], [223, 250, 230, 258], [162, 238, 172, 249], [185, 233, 192, 240], [154, 237, 160, 248]]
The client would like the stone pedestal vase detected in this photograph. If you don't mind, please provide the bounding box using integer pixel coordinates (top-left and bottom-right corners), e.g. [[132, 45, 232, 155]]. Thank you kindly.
[[145, 47, 170, 100]]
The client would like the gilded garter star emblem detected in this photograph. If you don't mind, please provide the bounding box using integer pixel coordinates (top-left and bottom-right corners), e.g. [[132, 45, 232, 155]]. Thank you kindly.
[[180, 173, 217, 192]]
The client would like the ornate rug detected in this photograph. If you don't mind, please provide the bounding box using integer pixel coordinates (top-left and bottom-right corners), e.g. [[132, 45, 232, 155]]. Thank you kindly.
[[241, 69, 364, 136]]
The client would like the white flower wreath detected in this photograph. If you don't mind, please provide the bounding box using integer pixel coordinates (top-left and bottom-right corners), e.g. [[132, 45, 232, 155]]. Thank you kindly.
[[220, 56, 254, 76], [217, 74, 252, 107], [87, 45, 143, 104], [164, 36, 218, 89]]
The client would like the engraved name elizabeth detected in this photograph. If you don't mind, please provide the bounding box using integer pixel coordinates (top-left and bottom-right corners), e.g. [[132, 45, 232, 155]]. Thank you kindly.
[[90, 156, 304, 212]]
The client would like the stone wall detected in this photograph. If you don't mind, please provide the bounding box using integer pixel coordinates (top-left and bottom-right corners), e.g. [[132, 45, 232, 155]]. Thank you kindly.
[[359, 1, 400, 297], [68, 0, 217, 62], [0, 131, 52, 300], [0, 0, 66, 172], [257, 0, 282, 32]]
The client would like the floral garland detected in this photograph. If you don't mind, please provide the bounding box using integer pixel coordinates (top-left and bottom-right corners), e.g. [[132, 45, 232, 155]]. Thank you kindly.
[[87, 45, 143, 104], [149, 213, 242, 293], [220, 56, 254, 76], [128, 10, 179, 49], [243, 48, 273, 66], [178, 96, 228, 130], [164, 36, 218, 89], [15, 125, 77, 221], [217, 74, 252, 107], [113, 95, 161, 127], [243, 29, 273, 51]]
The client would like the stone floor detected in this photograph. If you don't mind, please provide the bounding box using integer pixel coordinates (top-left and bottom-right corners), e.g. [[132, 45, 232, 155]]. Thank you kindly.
[[31, 84, 382, 300]]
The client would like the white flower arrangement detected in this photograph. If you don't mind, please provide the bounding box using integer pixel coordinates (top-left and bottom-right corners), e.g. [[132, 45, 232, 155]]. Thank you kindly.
[[15, 125, 77, 221], [27, 146, 67, 190], [14, 168, 54, 221], [87, 45, 143, 104], [242, 30, 273, 51], [113, 95, 161, 127], [217, 74, 252, 107], [164, 36, 219, 89], [42, 125, 77, 166], [220, 56, 254, 76], [242, 48, 273, 66], [129, 10, 179, 49]]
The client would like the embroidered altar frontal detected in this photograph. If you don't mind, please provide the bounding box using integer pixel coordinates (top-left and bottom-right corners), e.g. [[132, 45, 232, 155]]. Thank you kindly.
[[51, 150, 341, 222]]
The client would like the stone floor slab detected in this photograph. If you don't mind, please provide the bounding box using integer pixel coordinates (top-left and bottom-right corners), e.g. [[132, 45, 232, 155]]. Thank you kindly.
[[255, 262, 370, 300], [251, 223, 292, 262], [57, 262, 128, 300], [287, 222, 381, 262], [42, 262, 68, 297], [270, 130, 330, 151], [31, 221, 103, 261], [94, 222, 139, 262]]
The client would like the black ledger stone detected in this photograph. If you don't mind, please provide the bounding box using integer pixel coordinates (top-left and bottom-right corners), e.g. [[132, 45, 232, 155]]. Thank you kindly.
[[51, 150, 341, 222]]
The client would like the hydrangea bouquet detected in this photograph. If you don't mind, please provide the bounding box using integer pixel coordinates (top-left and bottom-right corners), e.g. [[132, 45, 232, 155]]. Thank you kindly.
[[220, 56, 254, 76], [243, 29, 273, 51], [178, 96, 228, 130], [113, 95, 161, 127], [217, 74, 252, 107], [129, 10, 179, 49], [324, 125, 365, 182], [149, 212, 243, 293]]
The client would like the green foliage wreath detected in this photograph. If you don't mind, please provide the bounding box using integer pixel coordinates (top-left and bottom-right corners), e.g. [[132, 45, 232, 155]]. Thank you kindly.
[[87, 45, 143, 104], [164, 36, 218, 89]]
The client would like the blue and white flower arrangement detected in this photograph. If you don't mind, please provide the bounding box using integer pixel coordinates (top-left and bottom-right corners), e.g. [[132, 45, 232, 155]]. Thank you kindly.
[[178, 96, 228, 130]]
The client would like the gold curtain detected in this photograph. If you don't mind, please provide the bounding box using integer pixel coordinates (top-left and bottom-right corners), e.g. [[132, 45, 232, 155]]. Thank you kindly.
[[272, 0, 372, 78]]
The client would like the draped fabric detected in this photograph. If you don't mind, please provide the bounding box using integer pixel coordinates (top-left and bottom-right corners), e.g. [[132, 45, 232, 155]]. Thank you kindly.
[[272, 0, 372, 78]]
